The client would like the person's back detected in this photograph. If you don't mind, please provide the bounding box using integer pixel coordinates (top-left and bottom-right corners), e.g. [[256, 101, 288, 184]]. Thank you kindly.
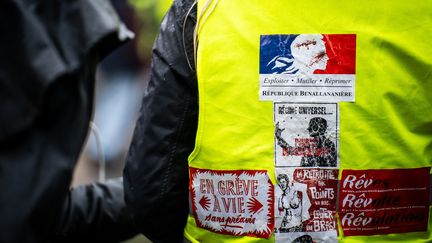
[[124, 0, 432, 242]]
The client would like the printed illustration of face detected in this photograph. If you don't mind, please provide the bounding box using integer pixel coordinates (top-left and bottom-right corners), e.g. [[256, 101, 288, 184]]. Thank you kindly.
[[278, 176, 289, 191], [308, 117, 327, 137], [291, 34, 328, 72]]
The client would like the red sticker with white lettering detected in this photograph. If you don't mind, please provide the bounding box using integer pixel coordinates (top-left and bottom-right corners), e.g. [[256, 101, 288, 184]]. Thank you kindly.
[[338, 167, 430, 236], [189, 168, 274, 238]]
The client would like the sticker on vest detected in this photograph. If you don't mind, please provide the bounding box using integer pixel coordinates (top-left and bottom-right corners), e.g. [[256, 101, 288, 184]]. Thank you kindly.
[[339, 167, 431, 236], [274, 168, 338, 242], [259, 34, 356, 102], [189, 168, 274, 238], [274, 103, 339, 167]]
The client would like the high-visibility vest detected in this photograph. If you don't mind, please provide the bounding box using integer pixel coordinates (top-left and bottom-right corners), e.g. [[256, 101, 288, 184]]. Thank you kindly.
[[186, 0, 432, 242]]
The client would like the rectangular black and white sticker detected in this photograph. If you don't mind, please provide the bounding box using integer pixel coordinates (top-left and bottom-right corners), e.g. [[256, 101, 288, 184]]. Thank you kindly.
[[274, 168, 339, 243], [274, 103, 339, 168]]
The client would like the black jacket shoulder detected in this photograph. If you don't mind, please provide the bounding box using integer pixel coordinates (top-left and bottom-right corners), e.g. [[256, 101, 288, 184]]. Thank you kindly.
[[124, 0, 198, 242]]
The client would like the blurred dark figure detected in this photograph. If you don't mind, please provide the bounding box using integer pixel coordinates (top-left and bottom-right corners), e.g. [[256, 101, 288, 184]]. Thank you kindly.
[[0, 0, 137, 242], [86, 0, 144, 166]]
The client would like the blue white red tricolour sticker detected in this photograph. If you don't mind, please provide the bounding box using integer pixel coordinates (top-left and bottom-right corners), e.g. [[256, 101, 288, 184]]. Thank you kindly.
[[260, 34, 356, 102], [189, 168, 274, 238]]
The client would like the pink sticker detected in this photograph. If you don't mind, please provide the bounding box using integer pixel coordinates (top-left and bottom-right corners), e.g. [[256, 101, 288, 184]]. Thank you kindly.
[[339, 167, 430, 236], [189, 168, 274, 238]]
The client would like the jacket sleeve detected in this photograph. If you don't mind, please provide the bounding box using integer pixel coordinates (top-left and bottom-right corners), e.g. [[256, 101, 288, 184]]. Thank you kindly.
[[0, 1, 131, 242], [123, 0, 198, 242], [52, 178, 138, 243]]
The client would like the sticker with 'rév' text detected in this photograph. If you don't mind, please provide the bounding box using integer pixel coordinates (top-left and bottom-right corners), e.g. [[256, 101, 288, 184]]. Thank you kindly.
[[338, 167, 430, 236]]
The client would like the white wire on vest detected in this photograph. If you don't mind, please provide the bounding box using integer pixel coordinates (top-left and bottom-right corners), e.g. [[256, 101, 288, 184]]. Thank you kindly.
[[90, 122, 106, 182]]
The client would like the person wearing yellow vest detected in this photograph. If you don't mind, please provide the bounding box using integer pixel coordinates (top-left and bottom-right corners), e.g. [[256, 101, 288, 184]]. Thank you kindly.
[[124, 0, 432, 242]]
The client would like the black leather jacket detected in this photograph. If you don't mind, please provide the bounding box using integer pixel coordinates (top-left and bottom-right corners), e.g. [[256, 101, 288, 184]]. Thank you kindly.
[[53, 178, 137, 243], [0, 1, 136, 242], [124, 0, 198, 242]]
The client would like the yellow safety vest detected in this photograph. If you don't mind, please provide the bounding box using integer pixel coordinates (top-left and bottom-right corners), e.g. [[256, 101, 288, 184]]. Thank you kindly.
[[186, 0, 432, 242]]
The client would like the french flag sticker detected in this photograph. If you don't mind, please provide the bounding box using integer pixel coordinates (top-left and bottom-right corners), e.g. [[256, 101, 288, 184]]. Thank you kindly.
[[260, 34, 356, 103]]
